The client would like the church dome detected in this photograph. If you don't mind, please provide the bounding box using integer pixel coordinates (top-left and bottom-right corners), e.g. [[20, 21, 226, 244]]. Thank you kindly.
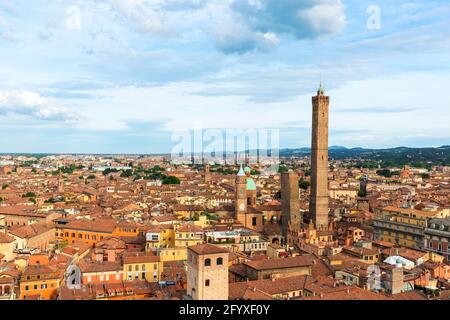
[[244, 166, 251, 173], [246, 178, 256, 191]]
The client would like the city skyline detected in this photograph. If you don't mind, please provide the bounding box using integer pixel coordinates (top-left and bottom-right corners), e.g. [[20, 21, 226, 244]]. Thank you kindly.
[[1, 0, 450, 153]]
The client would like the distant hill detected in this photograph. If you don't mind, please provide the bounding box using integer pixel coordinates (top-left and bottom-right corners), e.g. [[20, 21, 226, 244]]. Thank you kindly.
[[280, 146, 450, 166]]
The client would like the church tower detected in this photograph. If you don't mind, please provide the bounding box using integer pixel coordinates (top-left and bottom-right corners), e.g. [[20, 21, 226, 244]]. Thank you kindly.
[[309, 83, 329, 230], [235, 164, 262, 231], [235, 165, 247, 217]]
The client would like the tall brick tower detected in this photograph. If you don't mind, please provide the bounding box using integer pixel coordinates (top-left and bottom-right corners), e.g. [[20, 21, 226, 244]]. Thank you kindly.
[[309, 84, 329, 230], [235, 165, 248, 219], [281, 170, 300, 241]]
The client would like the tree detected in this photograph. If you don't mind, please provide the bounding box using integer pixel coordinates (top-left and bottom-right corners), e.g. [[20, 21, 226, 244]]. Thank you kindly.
[[299, 179, 310, 190], [376, 169, 392, 178], [161, 176, 181, 185], [420, 173, 430, 179], [120, 169, 133, 178], [22, 192, 36, 198], [358, 189, 367, 197], [87, 175, 96, 180], [103, 168, 118, 175], [278, 166, 288, 173], [2, 184, 8, 190]]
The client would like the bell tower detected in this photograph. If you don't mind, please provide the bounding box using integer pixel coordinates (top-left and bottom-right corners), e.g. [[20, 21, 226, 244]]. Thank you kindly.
[[235, 165, 247, 217]]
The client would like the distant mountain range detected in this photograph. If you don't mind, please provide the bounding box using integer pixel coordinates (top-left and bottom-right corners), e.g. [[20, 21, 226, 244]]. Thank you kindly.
[[280, 145, 450, 165]]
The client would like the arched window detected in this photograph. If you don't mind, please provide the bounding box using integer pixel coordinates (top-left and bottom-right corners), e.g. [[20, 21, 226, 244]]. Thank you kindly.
[[205, 258, 211, 267], [216, 257, 223, 265]]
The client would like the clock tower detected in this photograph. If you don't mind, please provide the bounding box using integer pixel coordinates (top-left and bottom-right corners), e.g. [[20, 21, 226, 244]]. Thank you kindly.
[[235, 165, 247, 216]]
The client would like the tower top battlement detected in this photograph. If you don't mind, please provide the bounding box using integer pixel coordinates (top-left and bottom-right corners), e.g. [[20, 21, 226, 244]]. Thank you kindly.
[[317, 82, 325, 96]]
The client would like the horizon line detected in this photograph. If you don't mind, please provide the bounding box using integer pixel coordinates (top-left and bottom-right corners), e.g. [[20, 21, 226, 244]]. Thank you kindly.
[[0, 145, 448, 157]]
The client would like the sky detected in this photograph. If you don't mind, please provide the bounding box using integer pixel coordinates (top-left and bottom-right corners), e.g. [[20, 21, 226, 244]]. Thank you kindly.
[[0, 0, 449, 154]]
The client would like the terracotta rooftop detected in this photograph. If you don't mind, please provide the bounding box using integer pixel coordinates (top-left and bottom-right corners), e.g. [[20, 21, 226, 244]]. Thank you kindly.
[[123, 252, 159, 264], [0, 232, 15, 243], [244, 255, 315, 271], [188, 243, 229, 255], [229, 275, 310, 299]]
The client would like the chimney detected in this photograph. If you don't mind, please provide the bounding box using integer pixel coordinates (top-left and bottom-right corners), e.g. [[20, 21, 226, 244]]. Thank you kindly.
[[346, 288, 350, 294]]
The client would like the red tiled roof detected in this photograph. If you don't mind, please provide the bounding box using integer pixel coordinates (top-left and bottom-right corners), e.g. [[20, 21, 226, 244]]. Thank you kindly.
[[244, 255, 315, 271], [188, 243, 229, 255]]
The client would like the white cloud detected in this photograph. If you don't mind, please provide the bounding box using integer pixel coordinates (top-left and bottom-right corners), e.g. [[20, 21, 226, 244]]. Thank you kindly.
[[297, 1, 346, 36], [82, 0, 346, 54], [0, 90, 80, 121]]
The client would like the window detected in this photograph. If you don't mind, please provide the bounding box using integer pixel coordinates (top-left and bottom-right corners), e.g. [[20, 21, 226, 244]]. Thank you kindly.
[[87, 276, 92, 282], [205, 279, 210, 287], [252, 217, 257, 226], [216, 257, 223, 265], [205, 258, 211, 267]]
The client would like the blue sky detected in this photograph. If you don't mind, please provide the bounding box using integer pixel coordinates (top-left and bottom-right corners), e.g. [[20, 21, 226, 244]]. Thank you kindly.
[[0, 0, 449, 154]]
